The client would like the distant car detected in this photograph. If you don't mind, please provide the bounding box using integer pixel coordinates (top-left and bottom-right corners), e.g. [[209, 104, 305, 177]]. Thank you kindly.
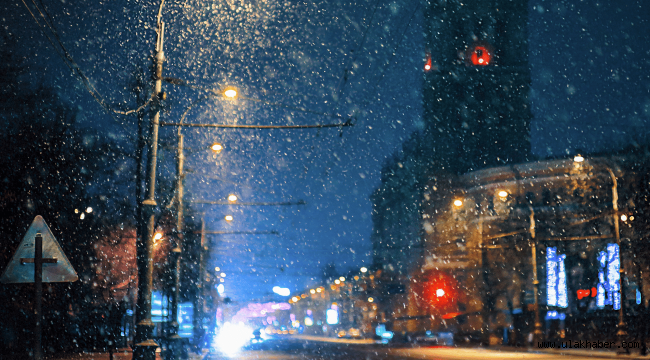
[[337, 330, 346, 338], [347, 328, 361, 338]]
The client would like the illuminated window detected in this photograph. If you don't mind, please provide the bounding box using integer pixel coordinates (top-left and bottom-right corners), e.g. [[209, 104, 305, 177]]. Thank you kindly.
[[470, 46, 491, 66], [546, 247, 568, 308]]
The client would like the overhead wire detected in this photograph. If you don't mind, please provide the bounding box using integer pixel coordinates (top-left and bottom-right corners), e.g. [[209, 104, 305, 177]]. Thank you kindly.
[[20, 0, 152, 121], [332, 0, 383, 109]]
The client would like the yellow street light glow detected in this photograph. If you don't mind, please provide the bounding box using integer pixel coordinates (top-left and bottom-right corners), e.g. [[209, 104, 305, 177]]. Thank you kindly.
[[621, 214, 628, 222], [334, 280, 340, 284], [316, 288, 322, 293], [368, 297, 374, 303], [310, 289, 316, 294], [498, 190, 508, 198], [215, 267, 220, 272], [224, 88, 237, 98], [224, 215, 234, 222], [339, 277, 345, 282], [228, 194, 238, 202], [211, 143, 223, 153], [86, 207, 93, 213], [154, 232, 163, 241], [220, 273, 226, 277], [574, 155, 584, 163], [219, 278, 224, 282], [453, 199, 463, 207], [360, 267, 368, 273]]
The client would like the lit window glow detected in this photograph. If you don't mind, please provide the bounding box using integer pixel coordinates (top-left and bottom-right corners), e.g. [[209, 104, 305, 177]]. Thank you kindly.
[[470, 46, 491, 66]]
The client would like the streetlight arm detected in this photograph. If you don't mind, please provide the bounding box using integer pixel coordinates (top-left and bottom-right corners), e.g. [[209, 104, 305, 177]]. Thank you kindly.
[[198, 230, 280, 235], [192, 200, 306, 206], [160, 121, 353, 129]]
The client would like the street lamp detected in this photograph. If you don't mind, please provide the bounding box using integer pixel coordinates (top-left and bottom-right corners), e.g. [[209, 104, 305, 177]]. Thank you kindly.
[[224, 215, 234, 222], [577, 157, 628, 352], [527, 203, 543, 344], [223, 88, 237, 99], [166, 88, 237, 360], [134, 2, 165, 358], [211, 143, 223, 154], [227, 194, 238, 203]]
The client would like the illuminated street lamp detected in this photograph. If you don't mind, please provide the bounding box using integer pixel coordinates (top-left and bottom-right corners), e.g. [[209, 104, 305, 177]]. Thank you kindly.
[[453, 199, 463, 207], [574, 154, 585, 163], [360, 267, 367, 273], [224, 215, 234, 222], [497, 190, 508, 199], [223, 88, 237, 99], [211, 142, 223, 154], [227, 194, 238, 203]]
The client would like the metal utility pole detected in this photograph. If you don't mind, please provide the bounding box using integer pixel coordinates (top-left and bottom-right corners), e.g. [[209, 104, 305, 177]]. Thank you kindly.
[[528, 204, 543, 345], [166, 129, 185, 359], [605, 166, 629, 354], [193, 217, 208, 352], [133, 2, 165, 359]]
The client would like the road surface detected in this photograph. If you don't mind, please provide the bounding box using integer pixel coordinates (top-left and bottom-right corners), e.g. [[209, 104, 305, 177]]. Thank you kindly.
[[204, 336, 637, 360]]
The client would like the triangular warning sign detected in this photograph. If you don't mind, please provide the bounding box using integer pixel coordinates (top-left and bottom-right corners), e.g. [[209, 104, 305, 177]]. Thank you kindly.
[[1, 215, 78, 283]]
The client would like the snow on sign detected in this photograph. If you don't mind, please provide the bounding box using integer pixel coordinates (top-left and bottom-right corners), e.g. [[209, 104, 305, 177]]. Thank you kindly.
[[1, 215, 78, 283]]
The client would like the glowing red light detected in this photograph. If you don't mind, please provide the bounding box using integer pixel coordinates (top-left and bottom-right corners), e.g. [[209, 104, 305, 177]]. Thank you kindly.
[[591, 287, 597, 297], [413, 270, 460, 314], [424, 52, 432, 71], [577, 289, 590, 300], [470, 46, 491, 66]]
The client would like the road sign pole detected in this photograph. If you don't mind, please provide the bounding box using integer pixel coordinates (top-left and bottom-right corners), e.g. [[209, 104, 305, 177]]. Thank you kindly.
[[34, 233, 43, 360]]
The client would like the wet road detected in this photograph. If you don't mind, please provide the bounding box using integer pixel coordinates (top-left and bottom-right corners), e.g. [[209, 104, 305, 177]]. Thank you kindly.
[[204, 337, 634, 360]]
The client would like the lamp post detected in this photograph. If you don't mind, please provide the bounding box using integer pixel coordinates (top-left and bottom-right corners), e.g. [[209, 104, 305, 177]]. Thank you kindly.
[[134, 2, 165, 359], [166, 87, 237, 359], [604, 166, 628, 353], [575, 156, 627, 352], [527, 203, 544, 345]]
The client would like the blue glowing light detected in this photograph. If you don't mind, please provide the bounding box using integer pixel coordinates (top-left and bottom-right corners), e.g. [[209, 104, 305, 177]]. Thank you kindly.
[[546, 247, 568, 308], [596, 244, 621, 310]]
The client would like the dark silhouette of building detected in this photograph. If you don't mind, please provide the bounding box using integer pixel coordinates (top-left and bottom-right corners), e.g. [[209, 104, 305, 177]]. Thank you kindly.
[[372, 0, 533, 275]]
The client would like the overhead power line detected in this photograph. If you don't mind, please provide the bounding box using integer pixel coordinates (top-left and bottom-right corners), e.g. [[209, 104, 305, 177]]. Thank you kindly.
[[164, 77, 354, 122], [192, 200, 306, 206], [20, 0, 151, 120], [160, 121, 353, 129]]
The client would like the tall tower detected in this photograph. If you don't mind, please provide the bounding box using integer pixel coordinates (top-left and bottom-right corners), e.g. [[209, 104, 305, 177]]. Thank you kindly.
[[423, 0, 532, 174]]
